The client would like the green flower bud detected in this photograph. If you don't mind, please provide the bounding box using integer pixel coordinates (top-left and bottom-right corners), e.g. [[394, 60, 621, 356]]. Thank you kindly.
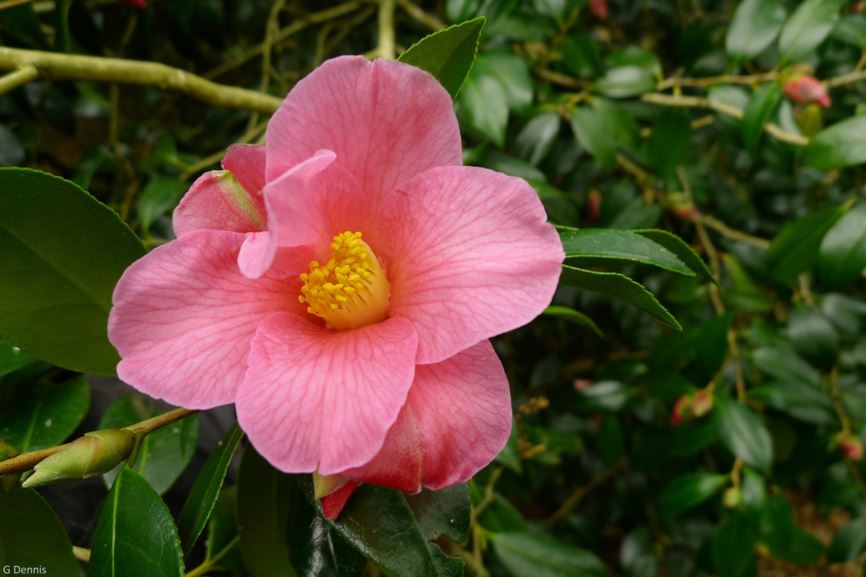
[[22, 429, 135, 488], [723, 486, 742, 508]]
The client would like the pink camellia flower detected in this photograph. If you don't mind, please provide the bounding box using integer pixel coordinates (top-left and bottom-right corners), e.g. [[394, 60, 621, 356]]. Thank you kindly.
[[783, 75, 831, 108], [108, 56, 563, 514]]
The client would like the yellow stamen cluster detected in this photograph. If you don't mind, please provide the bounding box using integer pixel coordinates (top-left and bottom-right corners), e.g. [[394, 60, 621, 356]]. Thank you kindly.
[[299, 231, 390, 330]]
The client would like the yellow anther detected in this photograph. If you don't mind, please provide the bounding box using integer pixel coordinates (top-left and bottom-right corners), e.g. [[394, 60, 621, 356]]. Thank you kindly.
[[298, 231, 391, 330]]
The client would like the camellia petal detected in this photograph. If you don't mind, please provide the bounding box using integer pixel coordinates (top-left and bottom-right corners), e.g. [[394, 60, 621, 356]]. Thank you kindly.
[[173, 170, 266, 237], [108, 230, 309, 408], [381, 165, 564, 364], [222, 143, 267, 197], [265, 55, 462, 196], [340, 340, 511, 493], [236, 313, 418, 475]]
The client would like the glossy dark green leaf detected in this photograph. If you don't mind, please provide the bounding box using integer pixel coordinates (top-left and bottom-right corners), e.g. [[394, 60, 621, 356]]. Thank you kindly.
[[0, 375, 90, 451], [712, 511, 755, 577], [398, 17, 485, 99], [515, 112, 560, 165], [742, 83, 782, 154], [751, 345, 822, 386], [457, 68, 509, 146], [828, 517, 866, 562], [0, 341, 35, 378], [596, 66, 656, 98], [137, 177, 188, 234], [205, 487, 246, 573], [491, 531, 607, 577], [576, 380, 631, 412], [766, 205, 844, 284], [570, 98, 636, 167], [88, 467, 184, 577], [778, 0, 844, 62], [725, 0, 786, 59], [714, 395, 773, 472], [634, 229, 714, 282], [748, 381, 835, 425], [0, 124, 24, 166], [0, 487, 82, 576], [620, 528, 657, 577], [177, 423, 243, 554], [646, 109, 691, 180], [658, 473, 728, 517], [787, 307, 838, 368], [818, 202, 866, 287], [476, 51, 533, 112], [805, 116, 866, 169], [543, 305, 603, 337], [0, 167, 145, 375], [236, 447, 296, 577], [560, 33, 601, 78], [832, 14, 866, 47], [561, 229, 694, 276], [99, 395, 198, 495], [327, 484, 470, 577], [560, 265, 681, 330]]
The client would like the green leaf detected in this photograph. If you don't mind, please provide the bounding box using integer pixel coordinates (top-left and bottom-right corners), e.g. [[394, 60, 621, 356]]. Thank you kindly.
[[457, 68, 509, 146], [0, 167, 145, 375], [514, 112, 561, 166], [725, 0, 786, 60], [646, 109, 691, 180], [658, 473, 728, 517], [804, 116, 866, 169], [236, 447, 297, 577], [570, 99, 637, 167], [88, 467, 184, 577], [714, 394, 773, 472], [327, 484, 470, 577], [205, 487, 246, 573], [620, 528, 657, 577], [0, 341, 35, 378], [596, 66, 656, 98], [766, 205, 844, 284], [0, 375, 90, 451], [476, 52, 533, 112], [398, 17, 485, 99], [137, 177, 188, 234], [818, 202, 866, 287], [787, 306, 838, 368], [778, 0, 844, 62], [832, 14, 866, 47], [742, 82, 782, 154], [712, 512, 755, 577], [0, 487, 82, 576], [177, 423, 243, 554], [99, 394, 198, 495], [491, 531, 607, 577], [560, 33, 601, 78], [633, 229, 714, 282], [828, 517, 866, 562], [560, 265, 681, 330], [543, 305, 603, 337], [561, 229, 694, 276], [748, 381, 835, 425], [0, 123, 25, 166]]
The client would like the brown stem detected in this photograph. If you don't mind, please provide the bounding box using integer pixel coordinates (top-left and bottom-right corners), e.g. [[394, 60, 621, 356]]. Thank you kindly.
[[545, 458, 626, 526]]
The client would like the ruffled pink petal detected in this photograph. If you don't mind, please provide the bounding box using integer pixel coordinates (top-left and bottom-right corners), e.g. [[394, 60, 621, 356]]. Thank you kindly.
[[236, 314, 418, 475], [265, 56, 462, 197], [173, 171, 266, 237], [342, 340, 511, 492], [381, 166, 564, 364], [222, 144, 266, 197], [238, 150, 337, 278], [108, 230, 308, 409]]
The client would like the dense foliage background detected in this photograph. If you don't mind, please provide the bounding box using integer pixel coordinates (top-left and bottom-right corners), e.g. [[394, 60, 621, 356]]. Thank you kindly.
[[4, 0, 866, 576]]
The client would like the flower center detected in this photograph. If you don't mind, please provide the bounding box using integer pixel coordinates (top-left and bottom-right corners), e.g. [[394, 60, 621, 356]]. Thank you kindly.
[[299, 231, 390, 330]]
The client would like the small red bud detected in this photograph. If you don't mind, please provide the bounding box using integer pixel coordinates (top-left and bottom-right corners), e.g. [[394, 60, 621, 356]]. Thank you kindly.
[[586, 189, 601, 222], [589, 0, 608, 20], [574, 379, 592, 391], [691, 390, 714, 418], [854, 1, 864, 14], [841, 437, 864, 461], [783, 76, 831, 108], [670, 395, 692, 426]]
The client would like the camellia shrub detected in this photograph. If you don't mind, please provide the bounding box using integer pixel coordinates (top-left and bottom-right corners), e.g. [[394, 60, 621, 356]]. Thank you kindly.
[[2, 0, 866, 576]]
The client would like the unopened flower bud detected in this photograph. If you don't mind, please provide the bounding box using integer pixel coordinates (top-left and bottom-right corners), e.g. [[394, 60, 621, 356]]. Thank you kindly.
[[23, 429, 135, 488], [793, 104, 825, 138], [783, 76, 831, 108], [0, 440, 20, 491], [722, 486, 742, 508], [589, 0, 608, 20], [691, 390, 714, 418], [835, 432, 864, 461], [586, 190, 601, 222], [670, 394, 692, 425]]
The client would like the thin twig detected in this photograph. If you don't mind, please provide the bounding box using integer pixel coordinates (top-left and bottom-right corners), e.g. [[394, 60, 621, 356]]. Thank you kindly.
[[696, 214, 771, 250], [546, 458, 626, 526], [0, 47, 281, 113], [657, 71, 777, 90], [396, 0, 444, 30], [0, 65, 38, 95], [378, 0, 396, 60], [0, 408, 195, 477]]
